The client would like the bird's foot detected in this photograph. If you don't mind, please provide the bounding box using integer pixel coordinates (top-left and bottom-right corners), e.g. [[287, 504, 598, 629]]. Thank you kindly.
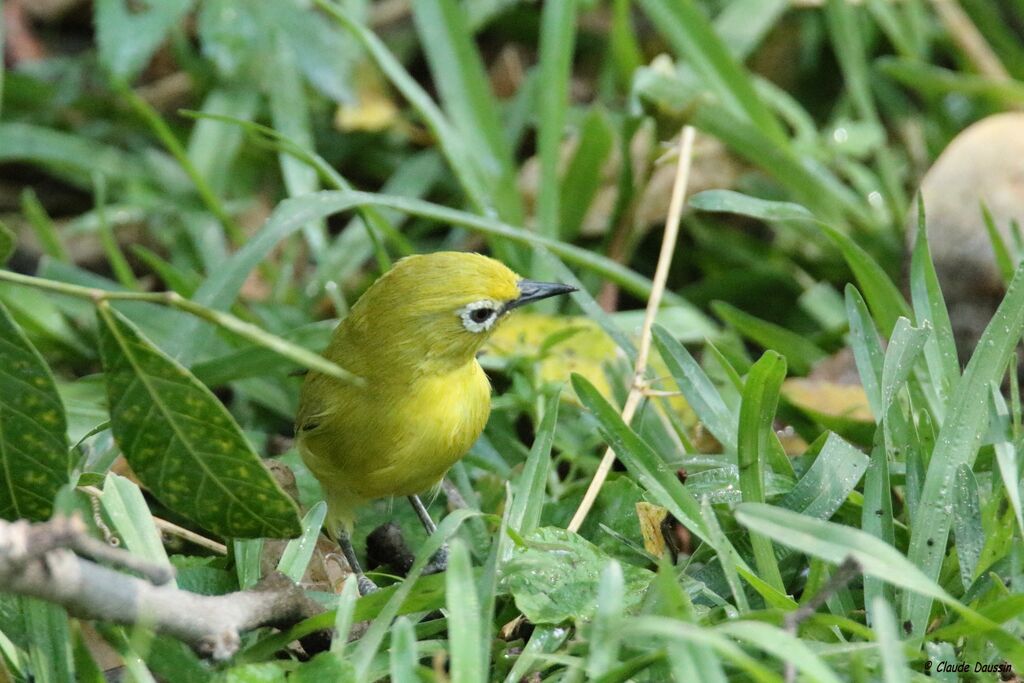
[[422, 543, 449, 575], [356, 575, 379, 596]]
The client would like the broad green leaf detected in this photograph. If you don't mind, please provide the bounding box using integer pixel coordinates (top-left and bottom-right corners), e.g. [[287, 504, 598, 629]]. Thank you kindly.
[[446, 539, 484, 683], [0, 301, 70, 521], [96, 304, 301, 539], [737, 351, 787, 592], [903, 260, 1024, 636], [503, 527, 653, 624], [95, 0, 192, 81]]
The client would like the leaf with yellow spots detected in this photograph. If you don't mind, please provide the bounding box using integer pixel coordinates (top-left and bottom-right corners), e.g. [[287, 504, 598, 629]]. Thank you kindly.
[[97, 305, 302, 539], [0, 301, 71, 521]]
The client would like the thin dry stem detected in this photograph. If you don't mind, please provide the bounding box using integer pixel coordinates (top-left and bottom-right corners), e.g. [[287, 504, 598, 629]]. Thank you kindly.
[[567, 126, 697, 533], [930, 0, 1010, 82]]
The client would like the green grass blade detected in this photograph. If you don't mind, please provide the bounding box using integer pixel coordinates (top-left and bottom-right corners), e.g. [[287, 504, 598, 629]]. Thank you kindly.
[[909, 208, 960, 406], [715, 621, 842, 683], [903, 260, 1024, 636], [508, 392, 559, 537], [261, 190, 704, 312], [636, 0, 784, 142], [845, 285, 885, 418], [100, 473, 172, 567], [824, 0, 879, 122], [269, 43, 328, 254], [352, 509, 479, 679], [982, 202, 1017, 285], [22, 598, 74, 683], [861, 432, 895, 619], [585, 560, 625, 678], [411, 0, 522, 223], [880, 318, 928, 413], [712, 301, 826, 376], [571, 373, 711, 545], [778, 432, 868, 519], [387, 617, 419, 683], [276, 501, 327, 583], [871, 597, 911, 683], [990, 386, 1024, 536], [737, 351, 787, 592], [735, 502, 950, 602], [330, 578, 359, 658], [315, 0, 492, 214], [446, 538, 484, 683], [652, 325, 737, 452], [535, 0, 578, 243], [559, 108, 615, 241], [700, 496, 751, 613], [952, 464, 983, 589]]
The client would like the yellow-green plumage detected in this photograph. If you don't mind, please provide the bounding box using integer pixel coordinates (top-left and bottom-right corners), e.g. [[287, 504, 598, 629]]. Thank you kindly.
[[296, 252, 562, 536]]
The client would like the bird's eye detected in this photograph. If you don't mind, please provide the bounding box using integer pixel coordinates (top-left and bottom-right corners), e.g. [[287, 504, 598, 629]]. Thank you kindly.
[[459, 300, 501, 333], [470, 307, 494, 323]]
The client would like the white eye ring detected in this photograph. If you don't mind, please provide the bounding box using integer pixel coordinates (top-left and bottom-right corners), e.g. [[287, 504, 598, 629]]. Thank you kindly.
[[458, 300, 500, 333]]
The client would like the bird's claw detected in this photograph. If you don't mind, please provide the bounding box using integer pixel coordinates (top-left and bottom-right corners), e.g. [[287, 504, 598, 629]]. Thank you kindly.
[[422, 543, 449, 575]]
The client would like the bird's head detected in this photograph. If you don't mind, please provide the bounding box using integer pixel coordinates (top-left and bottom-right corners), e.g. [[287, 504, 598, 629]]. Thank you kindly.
[[344, 252, 576, 373]]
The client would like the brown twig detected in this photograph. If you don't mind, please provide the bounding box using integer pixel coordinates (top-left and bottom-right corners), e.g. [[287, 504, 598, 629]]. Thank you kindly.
[[0, 516, 323, 660], [567, 126, 697, 532]]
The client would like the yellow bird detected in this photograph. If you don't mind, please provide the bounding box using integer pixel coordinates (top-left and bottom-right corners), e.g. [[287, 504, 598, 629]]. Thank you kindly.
[[296, 251, 575, 593]]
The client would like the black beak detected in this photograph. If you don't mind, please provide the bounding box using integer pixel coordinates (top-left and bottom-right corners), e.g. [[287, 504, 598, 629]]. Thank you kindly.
[[504, 279, 577, 312]]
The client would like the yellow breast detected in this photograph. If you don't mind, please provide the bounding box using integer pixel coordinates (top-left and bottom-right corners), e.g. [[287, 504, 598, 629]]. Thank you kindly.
[[298, 359, 491, 527]]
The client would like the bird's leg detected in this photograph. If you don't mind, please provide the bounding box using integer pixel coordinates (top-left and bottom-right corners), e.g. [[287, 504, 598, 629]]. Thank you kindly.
[[337, 530, 378, 595], [407, 494, 448, 574]]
